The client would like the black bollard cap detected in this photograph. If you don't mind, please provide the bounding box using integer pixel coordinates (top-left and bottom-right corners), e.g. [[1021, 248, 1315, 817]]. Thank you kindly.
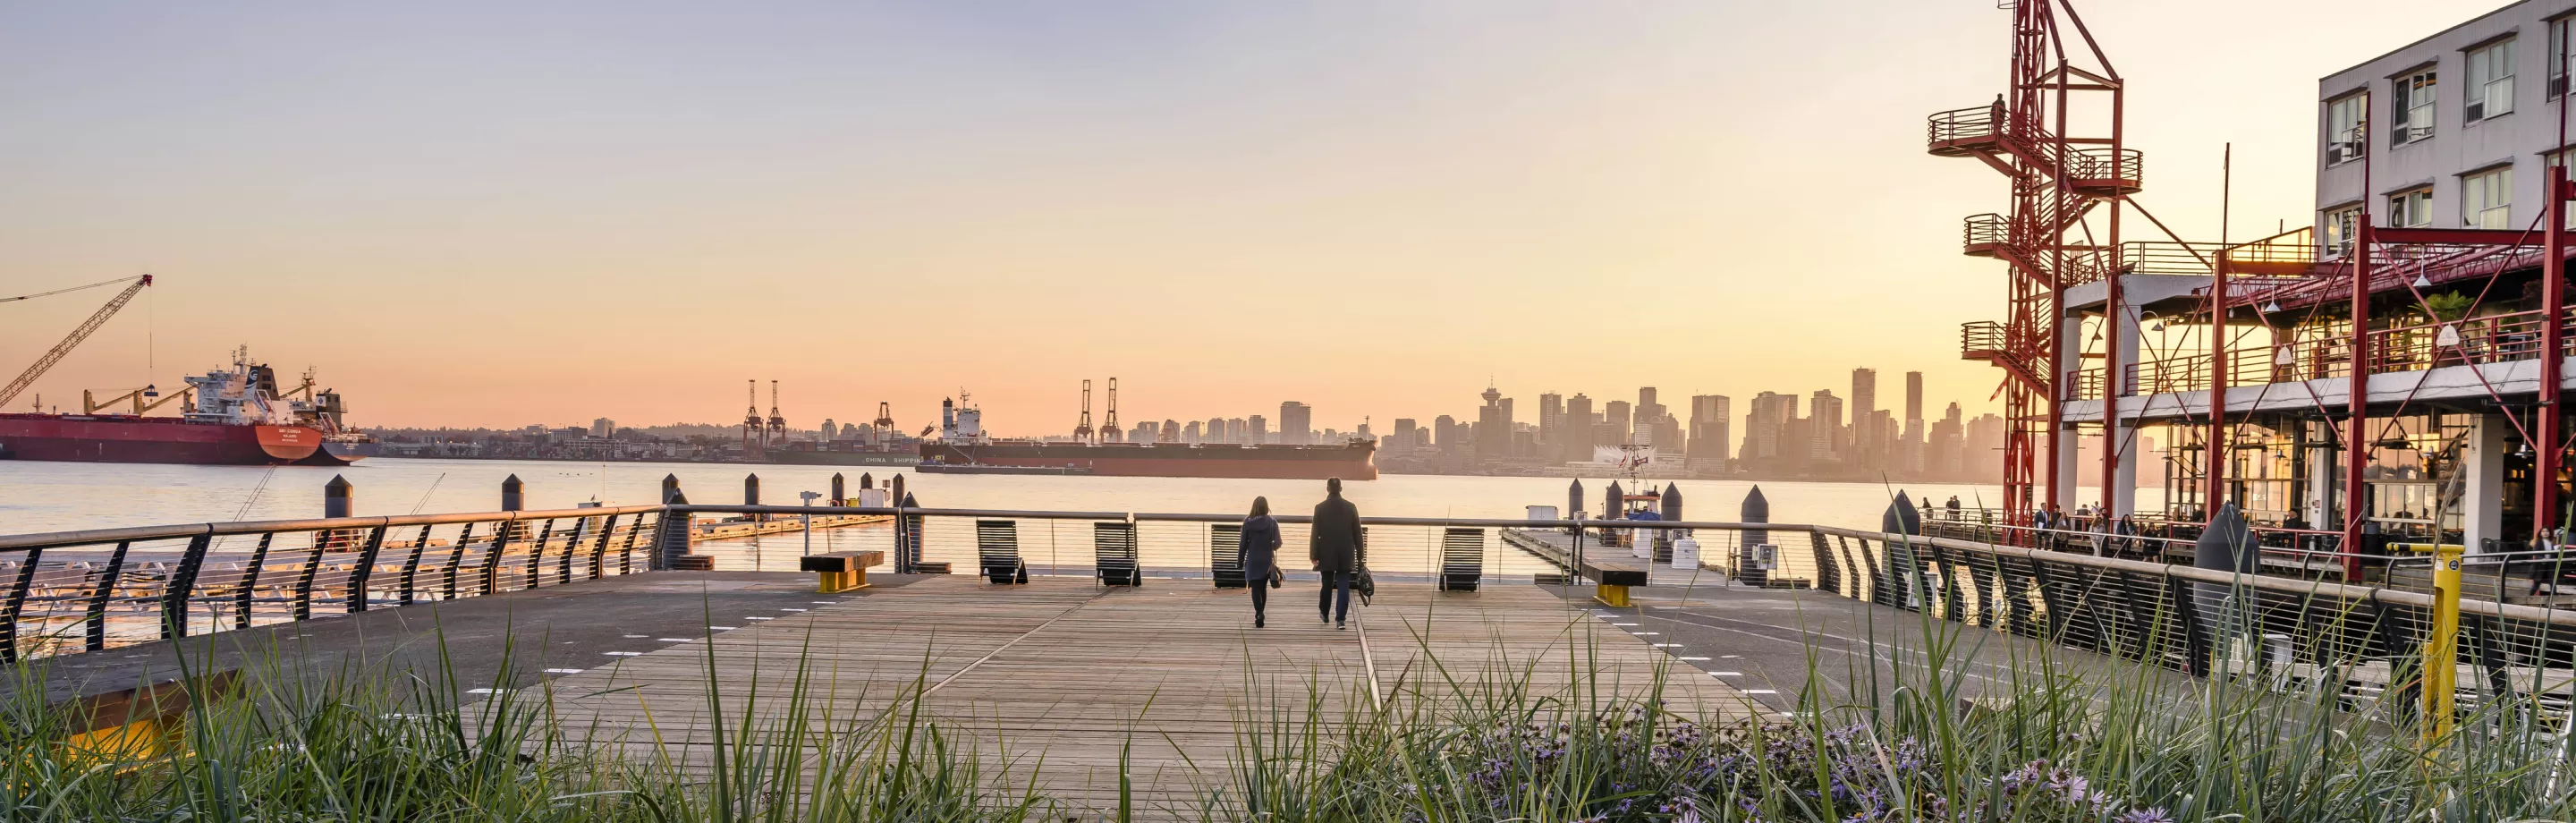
[[1740, 486, 1769, 522], [2195, 503, 2256, 574], [325, 475, 352, 495], [502, 473, 522, 491], [1882, 491, 1920, 536]]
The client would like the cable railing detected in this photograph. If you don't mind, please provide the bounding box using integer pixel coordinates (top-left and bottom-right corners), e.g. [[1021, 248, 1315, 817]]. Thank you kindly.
[[16, 499, 2576, 731], [0, 505, 667, 663]]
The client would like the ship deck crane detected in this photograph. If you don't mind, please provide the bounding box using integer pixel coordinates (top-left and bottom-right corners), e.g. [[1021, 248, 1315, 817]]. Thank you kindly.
[[0, 275, 152, 410]]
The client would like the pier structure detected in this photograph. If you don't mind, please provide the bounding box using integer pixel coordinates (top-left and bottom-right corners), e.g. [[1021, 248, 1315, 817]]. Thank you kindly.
[[1940, 0, 2576, 573]]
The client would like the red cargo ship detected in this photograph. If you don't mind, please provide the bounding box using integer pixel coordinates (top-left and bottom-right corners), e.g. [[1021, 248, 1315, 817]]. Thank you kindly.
[[0, 413, 319, 464], [0, 347, 357, 466]]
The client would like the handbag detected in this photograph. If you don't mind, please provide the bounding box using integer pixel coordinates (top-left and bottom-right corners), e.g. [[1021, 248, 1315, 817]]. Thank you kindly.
[[1267, 564, 1284, 588], [1354, 566, 1375, 605]]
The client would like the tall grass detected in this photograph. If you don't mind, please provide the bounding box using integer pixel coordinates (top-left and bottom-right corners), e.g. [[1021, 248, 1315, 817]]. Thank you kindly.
[[5, 589, 2576, 822]]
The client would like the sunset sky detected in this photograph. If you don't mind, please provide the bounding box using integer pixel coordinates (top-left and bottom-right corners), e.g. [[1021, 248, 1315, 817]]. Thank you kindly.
[[0, 1, 2511, 436]]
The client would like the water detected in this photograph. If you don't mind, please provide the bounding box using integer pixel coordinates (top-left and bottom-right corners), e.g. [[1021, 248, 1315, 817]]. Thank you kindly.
[[0, 456, 2014, 536]]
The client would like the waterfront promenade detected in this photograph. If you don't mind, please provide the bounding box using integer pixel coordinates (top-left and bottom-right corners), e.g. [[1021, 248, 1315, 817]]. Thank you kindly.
[[534, 576, 1759, 812]]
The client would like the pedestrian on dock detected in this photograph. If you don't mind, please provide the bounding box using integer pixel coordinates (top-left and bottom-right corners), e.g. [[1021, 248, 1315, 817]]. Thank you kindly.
[[1310, 477, 1363, 630], [1241, 496, 1284, 628]]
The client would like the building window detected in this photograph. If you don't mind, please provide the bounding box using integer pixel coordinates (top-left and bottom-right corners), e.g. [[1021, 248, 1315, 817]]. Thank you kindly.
[[2394, 69, 2436, 145], [2463, 166, 2512, 229], [2554, 18, 2572, 98], [2466, 39, 2514, 121], [2325, 205, 2362, 256], [2388, 188, 2433, 227], [2326, 93, 2368, 165]]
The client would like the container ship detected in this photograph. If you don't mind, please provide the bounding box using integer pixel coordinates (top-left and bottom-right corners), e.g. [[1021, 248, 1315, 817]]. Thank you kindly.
[[0, 347, 368, 466], [914, 395, 1376, 480]]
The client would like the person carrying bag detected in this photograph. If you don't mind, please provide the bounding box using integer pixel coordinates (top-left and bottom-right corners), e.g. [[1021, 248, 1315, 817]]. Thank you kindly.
[[1240, 497, 1284, 628]]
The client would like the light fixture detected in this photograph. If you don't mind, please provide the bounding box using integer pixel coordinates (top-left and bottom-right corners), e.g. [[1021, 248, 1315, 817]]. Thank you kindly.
[[2149, 321, 2165, 332], [2264, 301, 2282, 313], [2413, 273, 2433, 289], [2516, 440, 2537, 459]]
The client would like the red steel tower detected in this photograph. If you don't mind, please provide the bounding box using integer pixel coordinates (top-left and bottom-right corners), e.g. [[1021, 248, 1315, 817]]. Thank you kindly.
[[1931, 0, 2135, 522]]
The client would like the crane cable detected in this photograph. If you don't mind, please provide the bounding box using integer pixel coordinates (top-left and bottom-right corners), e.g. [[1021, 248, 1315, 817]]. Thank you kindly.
[[0, 276, 136, 304]]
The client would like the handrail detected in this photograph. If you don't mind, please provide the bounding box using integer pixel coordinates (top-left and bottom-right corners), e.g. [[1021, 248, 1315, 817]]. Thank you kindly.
[[0, 504, 664, 552]]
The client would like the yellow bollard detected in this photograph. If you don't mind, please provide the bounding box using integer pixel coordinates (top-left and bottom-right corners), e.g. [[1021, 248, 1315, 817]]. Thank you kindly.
[[2399, 542, 2464, 745]]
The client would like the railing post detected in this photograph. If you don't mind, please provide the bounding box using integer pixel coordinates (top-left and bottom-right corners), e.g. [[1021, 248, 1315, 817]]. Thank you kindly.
[[348, 526, 386, 613], [84, 540, 132, 652], [445, 522, 472, 600], [618, 512, 646, 574], [482, 517, 514, 596], [291, 536, 327, 623], [1, 547, 44, 663], [2165, 573, 2209, 677], [161, 532, 213, 640], [556, 517, 589, 586], [588, 513, 620, 581], [236, 532, 274, 630], [399, 524, 431, 605], [524, 519, 557, 590]]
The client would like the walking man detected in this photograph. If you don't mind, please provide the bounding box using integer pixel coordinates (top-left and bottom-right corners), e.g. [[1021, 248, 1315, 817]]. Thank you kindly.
[[1310, 477, 1362, 630]]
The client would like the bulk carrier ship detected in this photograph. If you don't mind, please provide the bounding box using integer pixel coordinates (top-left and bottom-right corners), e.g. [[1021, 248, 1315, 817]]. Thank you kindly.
[[915, 395, 1376, 480], [0, 347, 369, 466]]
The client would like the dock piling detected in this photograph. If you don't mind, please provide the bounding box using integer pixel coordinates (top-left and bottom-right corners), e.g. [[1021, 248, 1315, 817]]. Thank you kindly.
[[501, 474, 523, 512]]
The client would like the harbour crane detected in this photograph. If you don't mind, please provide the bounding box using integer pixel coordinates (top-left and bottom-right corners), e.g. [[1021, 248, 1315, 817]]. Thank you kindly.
[[1073, 379, 1094, 444], [742, 379, 764, 452], [0, 275, 152, 410], [767, 380, 786, 442], [872, 402, 894, 444], [1102, 377, 1121, 443]]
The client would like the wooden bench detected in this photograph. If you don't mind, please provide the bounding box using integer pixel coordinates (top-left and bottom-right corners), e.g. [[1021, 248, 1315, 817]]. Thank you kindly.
[[1437, 528, 1484, 591], [1095, 522, 1142, 587], [976, 520, 1028, 585], [800, 549, 884, 593], [1209, 523, 1248, 589], [1578, 550, 1650, 607]]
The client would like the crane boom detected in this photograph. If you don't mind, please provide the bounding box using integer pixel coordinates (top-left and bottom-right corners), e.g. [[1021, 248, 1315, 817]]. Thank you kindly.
[[0, 275, 151, 410]]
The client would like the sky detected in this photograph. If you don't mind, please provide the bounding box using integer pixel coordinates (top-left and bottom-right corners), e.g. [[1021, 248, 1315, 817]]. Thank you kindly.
[[0, 0, 2517, 437]]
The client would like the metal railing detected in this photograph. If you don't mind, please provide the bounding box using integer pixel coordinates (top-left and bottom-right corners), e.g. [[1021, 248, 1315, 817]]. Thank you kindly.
[[1926, 105, 1999, 150], [1810, 527, 2576, 722], [0, 505, 666, 663], [2065, 147, 2142, 189], [2113, 310, 2574, 397]]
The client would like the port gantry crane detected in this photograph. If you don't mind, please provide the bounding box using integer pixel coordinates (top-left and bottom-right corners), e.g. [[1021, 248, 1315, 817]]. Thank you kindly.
[[1102, 378, 1121, 443], [0, 275, 153, 411], [742, 379, 765, 453], [1930, 0, 2147, 530], [767, 380, 786, 443], [1073, 378, 1095, 444]]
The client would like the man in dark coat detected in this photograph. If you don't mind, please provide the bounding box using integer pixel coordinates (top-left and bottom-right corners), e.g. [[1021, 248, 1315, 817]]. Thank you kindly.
[[1309, 477, 1363, 629]]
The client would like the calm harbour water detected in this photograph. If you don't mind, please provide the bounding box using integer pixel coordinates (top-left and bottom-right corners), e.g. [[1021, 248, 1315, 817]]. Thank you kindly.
[[3, 457, 2168, 580], [0, 456, 2028, 535]]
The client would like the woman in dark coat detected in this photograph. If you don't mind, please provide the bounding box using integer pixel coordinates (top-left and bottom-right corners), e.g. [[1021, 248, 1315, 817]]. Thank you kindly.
[[1240, 496, 1284, 627]]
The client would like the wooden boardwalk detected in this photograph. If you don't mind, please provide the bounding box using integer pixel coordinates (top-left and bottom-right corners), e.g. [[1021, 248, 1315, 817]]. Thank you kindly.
[[536, 577, 1758, 814]]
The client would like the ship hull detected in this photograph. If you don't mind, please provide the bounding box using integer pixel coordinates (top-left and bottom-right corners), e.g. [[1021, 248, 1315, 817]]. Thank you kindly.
[[0, 414, 323, 465], [767, 449, 919, 467], [919, 442, 1376, 480]]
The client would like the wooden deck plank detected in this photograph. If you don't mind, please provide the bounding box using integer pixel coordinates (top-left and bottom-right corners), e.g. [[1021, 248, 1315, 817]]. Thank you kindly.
[[527, 576, 1756, 816]]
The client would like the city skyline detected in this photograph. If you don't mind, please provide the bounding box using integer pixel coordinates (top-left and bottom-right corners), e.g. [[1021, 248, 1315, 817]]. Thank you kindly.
[[0, 1, 2504, 431]]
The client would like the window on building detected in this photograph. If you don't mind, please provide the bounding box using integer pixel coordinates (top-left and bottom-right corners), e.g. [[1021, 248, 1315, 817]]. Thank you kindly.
[[2325, 205, 2362, 256], [2467, 39, 2515, 121], [2326, 93, 2368, 164], [2464, 166, 2512, 229], [2554, 17, 2572, 98], [2388, 188, 2434, 227], [2393, 69, 2437, 145]]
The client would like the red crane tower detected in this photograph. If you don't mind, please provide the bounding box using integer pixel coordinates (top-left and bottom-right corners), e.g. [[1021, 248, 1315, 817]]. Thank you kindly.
[[872, 402, 895, 445], [1931, 0, 2136, 524]]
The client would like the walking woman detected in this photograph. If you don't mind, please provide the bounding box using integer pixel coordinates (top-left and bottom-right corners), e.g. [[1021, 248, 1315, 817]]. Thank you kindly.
[[1241, 496, 1283, 627]]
